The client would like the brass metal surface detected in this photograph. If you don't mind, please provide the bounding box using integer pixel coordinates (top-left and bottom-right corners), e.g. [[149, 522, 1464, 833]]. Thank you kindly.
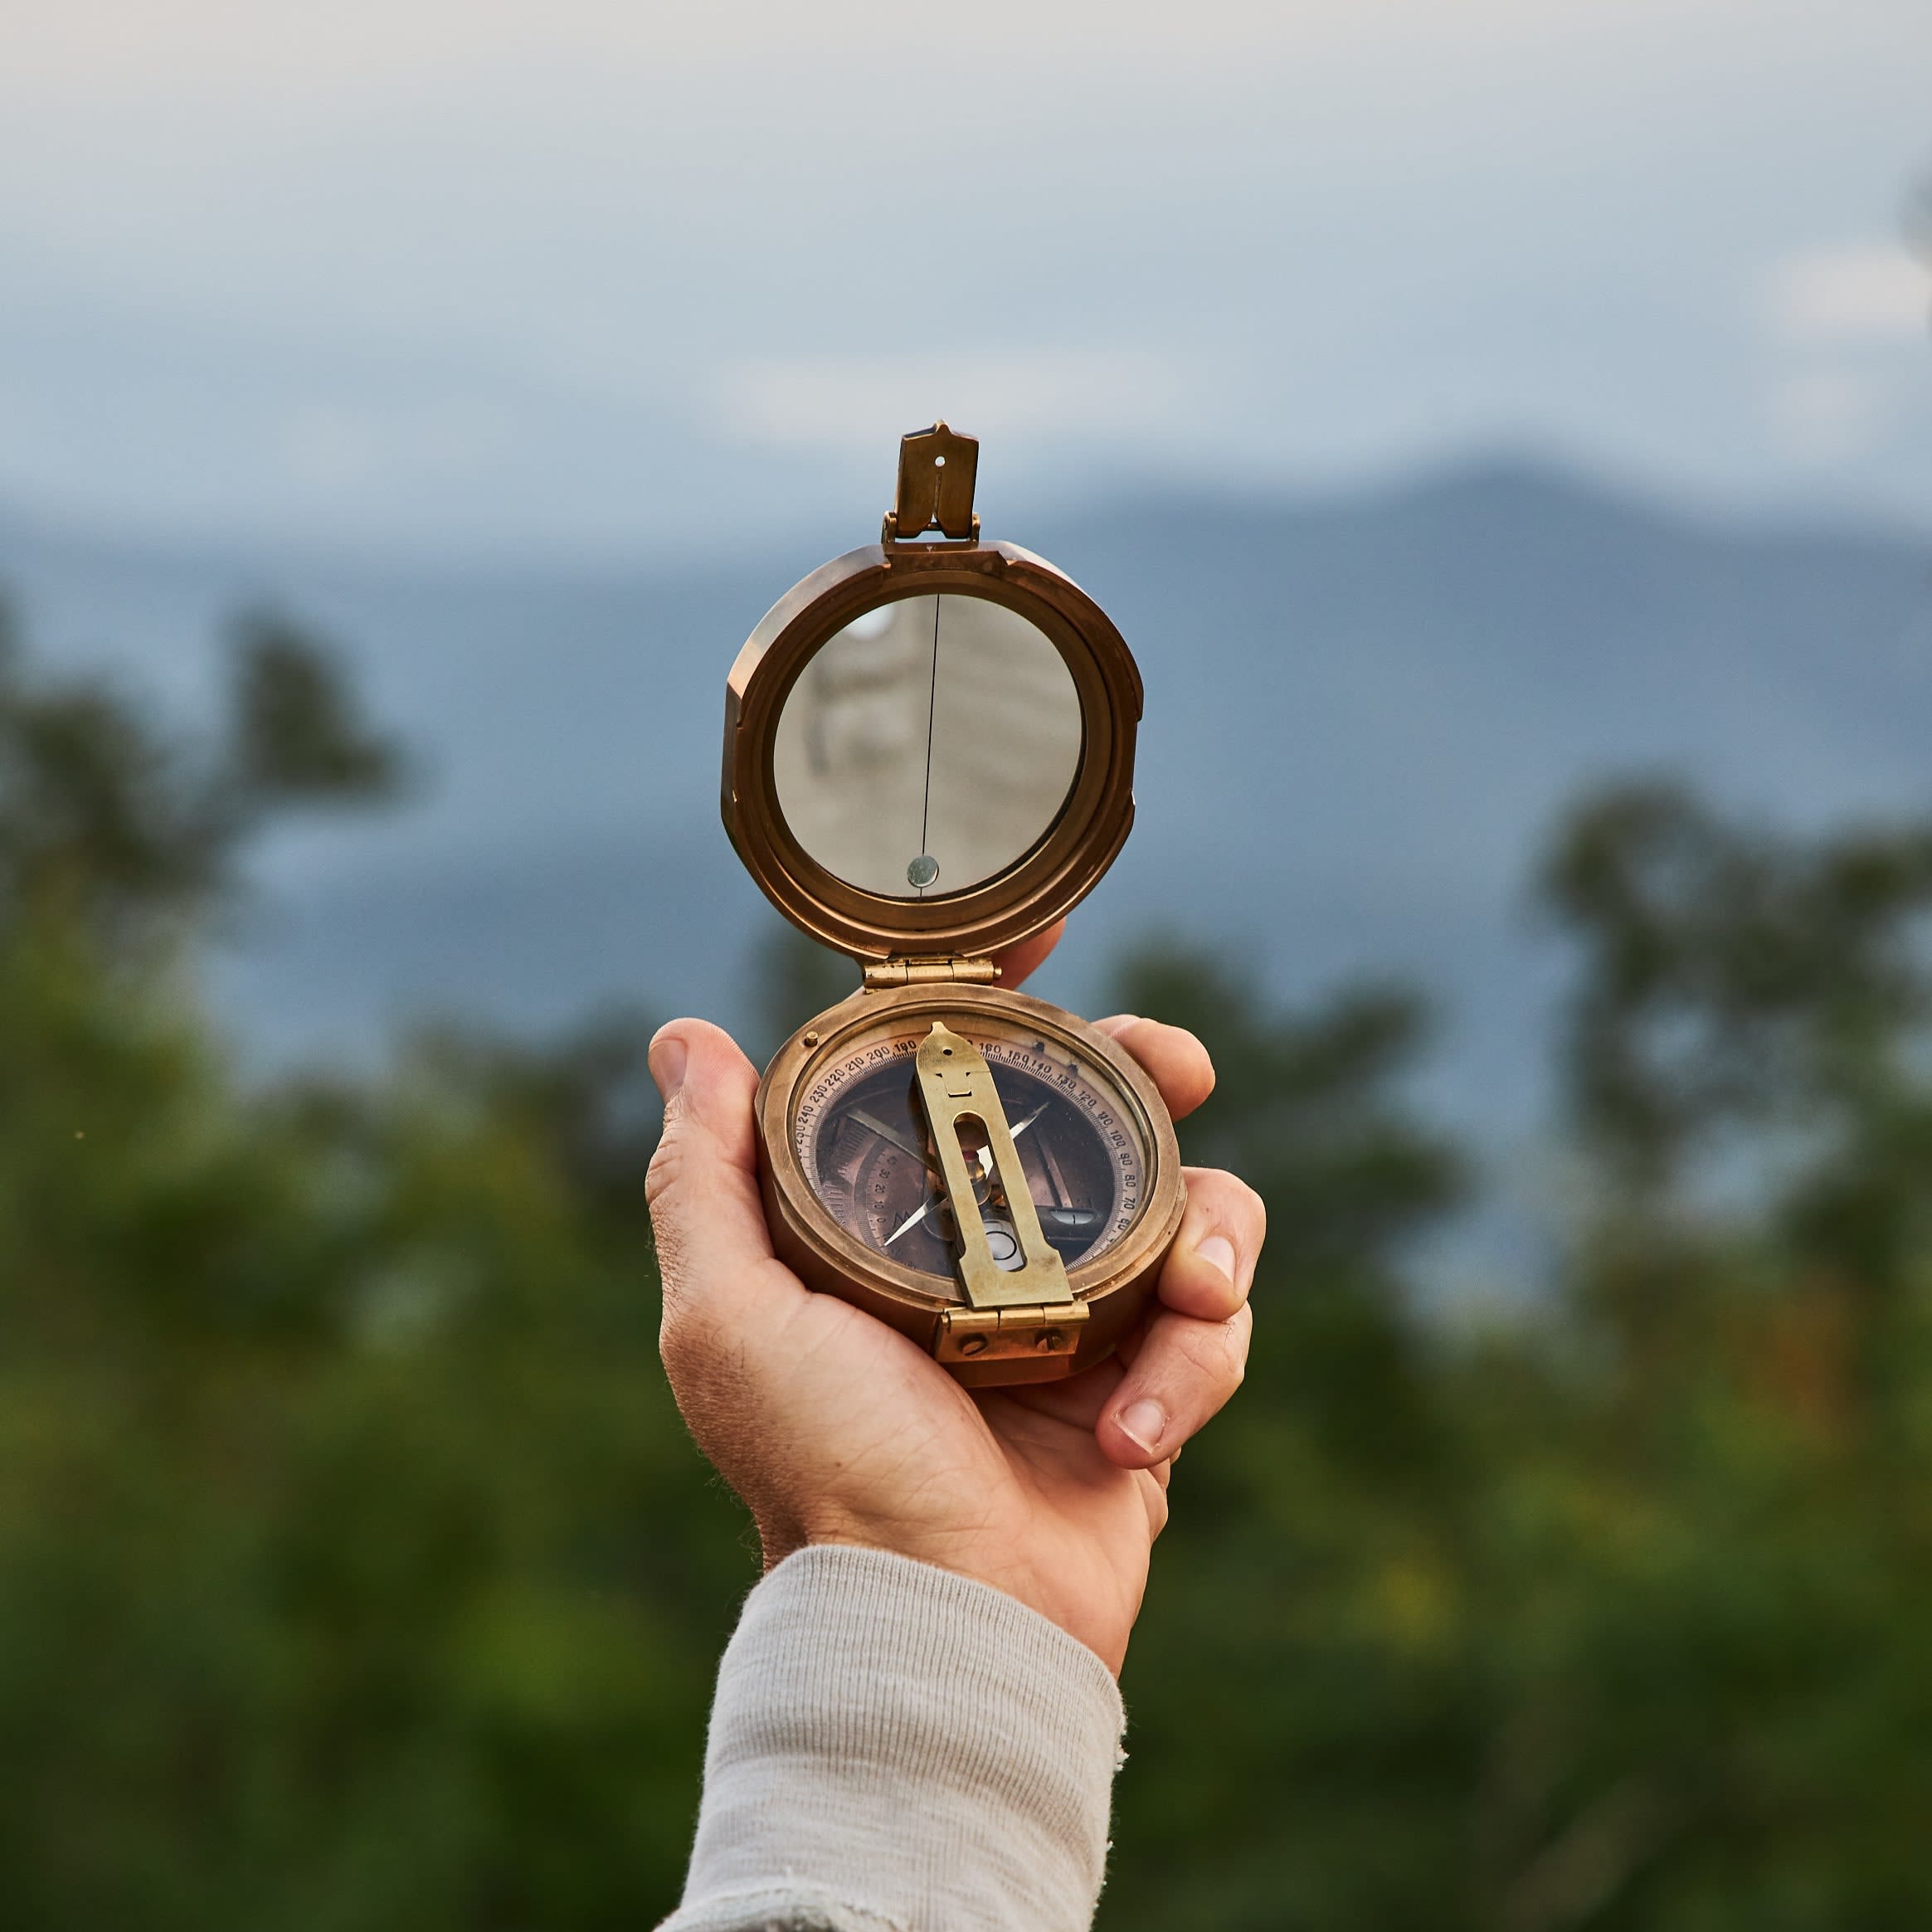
[[753, 981, 1185, 1385], [912, 1022, 1072, 1312], [732, 428, 1177, 1387], [723, 541, 1141, 964], [863, 956, 999, 989], [934, 1301, 1089, 1369], [881, 421, 980, 544]]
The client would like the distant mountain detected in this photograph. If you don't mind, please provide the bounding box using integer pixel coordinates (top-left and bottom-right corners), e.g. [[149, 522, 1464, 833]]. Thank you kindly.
[[3, 460, 1928, 1276]]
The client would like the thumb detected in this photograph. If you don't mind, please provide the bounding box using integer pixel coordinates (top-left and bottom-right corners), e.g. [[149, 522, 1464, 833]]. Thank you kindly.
[[646, 1020, 807, 1346]]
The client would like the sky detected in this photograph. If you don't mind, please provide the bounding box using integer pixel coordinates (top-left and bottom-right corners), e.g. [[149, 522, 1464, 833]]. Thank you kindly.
[[1, 0, 1928, 562]]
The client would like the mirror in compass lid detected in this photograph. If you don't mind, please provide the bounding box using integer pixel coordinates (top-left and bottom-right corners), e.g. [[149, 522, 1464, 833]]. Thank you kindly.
[[771, 592, 1084, 899]]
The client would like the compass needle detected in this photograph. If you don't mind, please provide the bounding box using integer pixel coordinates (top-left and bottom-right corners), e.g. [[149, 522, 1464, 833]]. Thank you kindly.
[[849, 1107, 935, 1169], [884, 1202, 932, 1247]]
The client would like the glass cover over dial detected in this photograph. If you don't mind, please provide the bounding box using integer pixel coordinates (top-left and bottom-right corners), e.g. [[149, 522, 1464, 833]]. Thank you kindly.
[[792, 1010, 1151, 1293]]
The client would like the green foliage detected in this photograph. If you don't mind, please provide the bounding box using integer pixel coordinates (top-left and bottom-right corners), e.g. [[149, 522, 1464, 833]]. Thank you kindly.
[[1102, 947, 1478, 1928], [8, 601, 1932, 1929], [0, 604, 745, 1929], [1103, 792, 1932, 1930], [1538, 780, 1932, 1202], [225, 609, 408, 812], [1108, 943, 1462, 1275], [0, 604, 403, 948]]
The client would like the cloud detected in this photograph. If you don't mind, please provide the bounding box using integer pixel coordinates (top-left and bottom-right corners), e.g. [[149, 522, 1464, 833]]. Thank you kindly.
[[1763, 242, 1929, 347], [715, 351, 1195, 452], [0, 1, 1542, 100], [279, 398, 513, 494], [1766, 367, 1891, 464]]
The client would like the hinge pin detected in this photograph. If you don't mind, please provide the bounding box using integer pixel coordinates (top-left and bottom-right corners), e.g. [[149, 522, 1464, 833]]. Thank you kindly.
[[863, 956, 999, 990]]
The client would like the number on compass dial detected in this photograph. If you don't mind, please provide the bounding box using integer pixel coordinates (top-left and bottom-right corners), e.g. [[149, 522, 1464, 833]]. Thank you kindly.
[[793, 1017, 1151, 1294]]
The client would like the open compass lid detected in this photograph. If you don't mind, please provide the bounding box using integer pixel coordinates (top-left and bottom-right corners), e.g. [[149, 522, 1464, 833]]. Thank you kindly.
[[722, 425, 1144, 970]]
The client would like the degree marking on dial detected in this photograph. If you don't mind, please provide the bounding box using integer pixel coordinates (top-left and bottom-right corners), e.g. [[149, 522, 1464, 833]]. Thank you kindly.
[[801, 1034, 1141, 1269]]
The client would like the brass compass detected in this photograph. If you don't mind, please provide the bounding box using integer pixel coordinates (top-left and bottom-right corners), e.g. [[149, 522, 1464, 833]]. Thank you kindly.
[[723, 424, 1185, 1387]]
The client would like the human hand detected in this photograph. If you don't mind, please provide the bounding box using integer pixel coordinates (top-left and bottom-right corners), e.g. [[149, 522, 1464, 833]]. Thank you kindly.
[[645, 922, 1263, 1675]]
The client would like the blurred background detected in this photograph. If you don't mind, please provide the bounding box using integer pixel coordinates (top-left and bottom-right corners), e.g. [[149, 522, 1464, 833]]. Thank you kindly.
[[4, 2, 1932, 1925]]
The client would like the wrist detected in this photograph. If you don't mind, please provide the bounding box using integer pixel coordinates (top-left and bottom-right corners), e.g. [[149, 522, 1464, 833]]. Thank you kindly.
[[791, 1524, 1134, 1675], [667, 1545, 1125, 1932]]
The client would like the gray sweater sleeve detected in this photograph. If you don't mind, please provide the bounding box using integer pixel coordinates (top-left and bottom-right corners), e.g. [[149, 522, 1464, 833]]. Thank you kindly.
[[659, 1544, 1127, 1932]]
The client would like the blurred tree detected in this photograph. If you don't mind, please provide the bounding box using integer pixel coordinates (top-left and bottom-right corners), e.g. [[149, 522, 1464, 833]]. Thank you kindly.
[[1538, 779, 1932, 1209], [12, 592, 1932, 1930], [1103, 785, 1932, 1930], [223, 608, 407, 813], [0, 597, 745, 1930], [1458, 781, 1932, 1930], [1101, 945, 1473, 1930], [0, 603, 402, 951]]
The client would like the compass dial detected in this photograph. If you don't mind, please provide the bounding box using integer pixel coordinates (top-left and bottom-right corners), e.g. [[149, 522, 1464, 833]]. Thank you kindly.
[[792, 1012, 1151, 1296]]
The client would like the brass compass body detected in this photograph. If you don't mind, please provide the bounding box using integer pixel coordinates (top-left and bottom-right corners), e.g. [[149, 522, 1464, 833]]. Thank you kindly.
[[722, 426, 1184, 1387]]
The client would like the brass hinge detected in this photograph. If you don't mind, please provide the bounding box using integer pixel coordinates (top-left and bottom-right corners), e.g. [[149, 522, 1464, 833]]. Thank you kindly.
[[863, 956, 999, 990], [934, 1301, 1090, 1365]]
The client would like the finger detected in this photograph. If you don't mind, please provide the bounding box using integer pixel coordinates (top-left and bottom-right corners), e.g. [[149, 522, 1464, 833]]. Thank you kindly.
[[991, 918, 1065, 991], [1098, 1302, 1253, 1469], [993, 1354, 1127, 1433], [1094, 1015, 1216, 1120], [1136, 1467, 1170, 1543], [646, 1021, 808, 1337], [1159, 1167, 1266, 1321]]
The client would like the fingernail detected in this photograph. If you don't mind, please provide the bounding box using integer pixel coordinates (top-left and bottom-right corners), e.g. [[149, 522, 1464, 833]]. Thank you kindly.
[[649, 1034, 688, 1100], [1115, 1399, 1167, 1456], [1197, 1234, 1237, 1287]]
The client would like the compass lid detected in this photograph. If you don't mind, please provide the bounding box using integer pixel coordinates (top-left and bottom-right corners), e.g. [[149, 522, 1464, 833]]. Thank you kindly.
[[721, 426, 1143, 966]]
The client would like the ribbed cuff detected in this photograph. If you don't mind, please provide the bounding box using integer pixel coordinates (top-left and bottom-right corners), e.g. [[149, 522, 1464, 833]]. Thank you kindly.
[[660, 1545, 1126, 1932]]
